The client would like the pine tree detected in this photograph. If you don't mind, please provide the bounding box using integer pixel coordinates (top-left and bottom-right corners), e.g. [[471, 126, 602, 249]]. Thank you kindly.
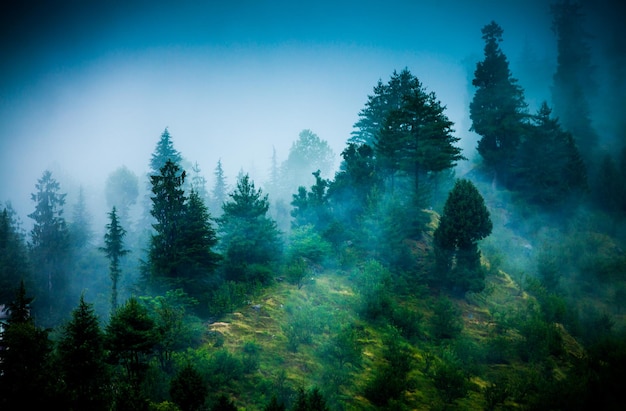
[[0, 282, 55, 409], [105, 297, 157, 386], [178, 189, 221, 297], [147, 159, 187, 292], [170, 363, 208, 411], [100, 207, 130, 313], [512, 102, 587, 206], [218, 174, 282, 283], [28, 169, 71, 324], [57, 295, 111, 410], [351, 69, 422, 147], [434, 179, 492, 293], [375, 74, 463, 198], [211, 158, 228, 216], [470, 21, 527, 184], [0, 207, 30, 304]]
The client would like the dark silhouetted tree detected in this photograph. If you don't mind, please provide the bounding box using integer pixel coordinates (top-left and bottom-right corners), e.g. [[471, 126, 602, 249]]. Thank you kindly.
[[57, 295, 111, 410], [0, 281, 55, 409], [178, 189, 221, 297], [105, 297, 157, 387], [512, 102, 587, 206], [100, 207, 130, 313], [434, 179, 492, 293], [375, 71, 463, 199], [147, 159, 187, 292], [0, 206, 30, 304], [350, 69, 421, 147], [470, 21, 527, 184], [170, 363, 208, 411]]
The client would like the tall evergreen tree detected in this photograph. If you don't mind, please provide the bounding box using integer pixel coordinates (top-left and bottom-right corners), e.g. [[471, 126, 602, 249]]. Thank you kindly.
[[375, 74, 463, 198], [551, 0, 597, 163], [470, 21, 528, 184], [218, 174, 282, 283], [0, 282, 55, 409], [147, 160, 187, 292], [434, 179, 492, 293], [211, 158, 228, 216], [0, 206, 30, 304], [28, 170, 71, 324], [57, 295, 111, 410], [512, 102, 587, 205], [105, 297, 157, 387], [350, 69, 421, 147], [100, 207, 130, 313], [178, 189, 221, 297]]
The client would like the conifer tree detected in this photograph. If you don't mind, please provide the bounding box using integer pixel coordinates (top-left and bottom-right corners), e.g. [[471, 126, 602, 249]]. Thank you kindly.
[[434, 179, 492, 293], [0, 206, 30, 304], [147, 159, 187, 292], [150, 128, 183, 175], [351, 69, 421, 147], [376, 74, 463, 198], [470, 21, 527, 184], [0, 281, 55, 409], [58, 295, 111, 410], [218, 174, 282, 283], [512, 102, 587, 205], [211, 158, 228, 216], [100, 207, 130, 313], [28, 169, 71, 323]]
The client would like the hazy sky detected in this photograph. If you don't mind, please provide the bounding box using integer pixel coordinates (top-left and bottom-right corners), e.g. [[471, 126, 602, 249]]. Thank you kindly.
[[0, 0, 565, 227]]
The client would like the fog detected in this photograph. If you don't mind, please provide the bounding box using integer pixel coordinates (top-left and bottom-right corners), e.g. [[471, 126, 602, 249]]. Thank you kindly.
[[0, 0, 561, 231]]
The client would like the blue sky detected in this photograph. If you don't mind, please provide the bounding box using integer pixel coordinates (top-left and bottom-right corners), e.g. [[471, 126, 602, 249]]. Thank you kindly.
[[0, 0, 568, 226]]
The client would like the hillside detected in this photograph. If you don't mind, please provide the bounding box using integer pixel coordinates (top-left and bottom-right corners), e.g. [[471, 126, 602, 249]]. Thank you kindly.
[[198, 214, 585, 410]]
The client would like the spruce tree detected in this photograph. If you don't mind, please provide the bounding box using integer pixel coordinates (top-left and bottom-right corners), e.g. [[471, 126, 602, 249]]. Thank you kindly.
[[57, 295, 111, 410], [0, 207, 30, 304], [100, 207, 130, 313], [147, 159, 187, 292], [0, 282, 55, 409], [512, 102, 587, 206], [218, 174, 282, 283], [150, 128, 183, 175], [211, 158, 228, 216], [470, 21, 527, 184]]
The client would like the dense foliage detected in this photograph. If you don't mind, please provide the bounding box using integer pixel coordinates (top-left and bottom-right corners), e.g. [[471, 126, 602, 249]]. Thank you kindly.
[[2, 5, 626, 409]]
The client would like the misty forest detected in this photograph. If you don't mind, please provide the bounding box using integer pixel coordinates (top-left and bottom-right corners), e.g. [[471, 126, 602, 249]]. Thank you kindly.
[[2, 2, 626, 410]]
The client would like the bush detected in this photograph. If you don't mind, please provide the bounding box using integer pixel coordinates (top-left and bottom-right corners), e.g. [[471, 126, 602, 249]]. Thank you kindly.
[[430, 296, 463, 340], [287, 224, 332, 265]]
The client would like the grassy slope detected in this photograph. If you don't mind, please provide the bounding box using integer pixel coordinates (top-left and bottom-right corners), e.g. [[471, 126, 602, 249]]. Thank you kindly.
[[202, 213, 585, 410]]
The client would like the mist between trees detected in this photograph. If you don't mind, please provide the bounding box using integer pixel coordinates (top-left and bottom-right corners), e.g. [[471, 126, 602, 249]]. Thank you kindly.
[[2, 4, 626, 410]]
